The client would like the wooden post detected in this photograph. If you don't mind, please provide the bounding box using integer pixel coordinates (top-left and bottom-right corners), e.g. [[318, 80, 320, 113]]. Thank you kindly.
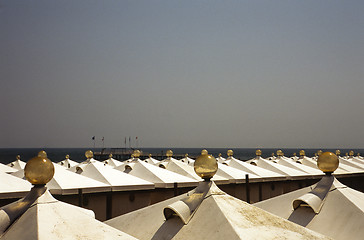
[[174, 182, 178, 196], [245, 174, 250, 203], [78, 189, 83, 207]]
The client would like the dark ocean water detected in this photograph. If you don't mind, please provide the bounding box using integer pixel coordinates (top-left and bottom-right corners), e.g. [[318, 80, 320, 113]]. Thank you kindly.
[[1, 148, 363, 165]]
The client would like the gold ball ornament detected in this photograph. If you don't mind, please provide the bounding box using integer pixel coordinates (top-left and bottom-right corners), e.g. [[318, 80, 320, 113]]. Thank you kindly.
[[166, 150, 173, 158], [194, 153, 218, 180], [109, 154, 113, 158], [277, 150, 283, 156], [299, 150, 305, 156], [201, 149, 208, 155], [16, 155, 21, 160], [133, 150, 141, 158], [38, 150, 47, 158], [349, 150, 354, 156], [335, 150, 341, 156], [256, 149, 262, 156], [317, 152, 339, 174], [65, 154, 70, 159], [85, 150, 93, 159], [24, 156, 55, 185], [227, 149, 233, 157]]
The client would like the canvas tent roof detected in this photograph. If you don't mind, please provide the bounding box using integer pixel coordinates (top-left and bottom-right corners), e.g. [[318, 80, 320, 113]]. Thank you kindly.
[[0, 189, 137, 239], [114, 159, 198, 188], [254, 175, 364, 240], [68, 158, 154, 191], [11, 163, 110, 195], [106, 180, 330, 240]]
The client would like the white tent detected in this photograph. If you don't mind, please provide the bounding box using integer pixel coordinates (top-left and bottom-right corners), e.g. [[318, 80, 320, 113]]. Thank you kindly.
[[57, 155, 78, 169], [246, 157, 311, 177], [143, 155, 159, 164], [115, 159, 198, 188], [7, 156, 26, 170], [179, 154, 195, 166], [102, 155, 123, 168], [106, 180, 330, 240], [68, 158, 154, 191], [0, 171, 31, 198], [156, 158, 229, 185], [0, 163, 17, 174], [11, 163, 110, 195], [225, 156, 284, 179], [254, 175, 364, 240], [0, 188, 137, 239]]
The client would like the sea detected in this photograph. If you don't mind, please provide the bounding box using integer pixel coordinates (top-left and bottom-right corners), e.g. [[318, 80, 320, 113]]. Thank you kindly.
[[1, 147, 363, 165]]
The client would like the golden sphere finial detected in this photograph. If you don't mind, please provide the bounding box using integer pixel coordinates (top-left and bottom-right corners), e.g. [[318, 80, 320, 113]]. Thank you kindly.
[[166, 149, 173, 158], [133, 150, 141, 158], [317, 152, 339, 174], [65, 154, 70, 159], [256, 149, 262, 156], [149, 153, 152, 158], [293, 152, 297, 156], [349, 150, 354, 156], [317, 150, 323, 156], [24, 155, 55, 185], [218, 153, 222, 157], [335, 150, 341, 156], [16, 155, 21, 160], [109, 153, 113, 158], [185, 153, 189, 157], [277, 150, 283, 156], [38, 150, 47, 158], [201, 149, 208, 155], [227, 149, 233, 157], [85, 150, 93, 159], [299, 150, 305, 156], [194, 151, 218, 180]]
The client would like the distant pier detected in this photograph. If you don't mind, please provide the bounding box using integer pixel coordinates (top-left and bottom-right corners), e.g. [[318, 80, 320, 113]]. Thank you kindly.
[[94, 148, 197, 161]]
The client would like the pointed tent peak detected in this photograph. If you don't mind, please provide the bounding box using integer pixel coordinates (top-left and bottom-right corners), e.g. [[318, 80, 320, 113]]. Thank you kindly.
[[85, 150, 93, 159], [255, 149, 262, 157], [194, 151, 218, 181], [335, 149, 341, 156], [317, 152, 339, 175], [24, 155, 55, 186], [292, 175, 334, 214], [16, 155, 21, 160], [164, 181, 220, 224]]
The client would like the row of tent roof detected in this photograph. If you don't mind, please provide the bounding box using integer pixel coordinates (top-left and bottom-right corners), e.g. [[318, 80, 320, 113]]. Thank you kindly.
[[1, 150, 364, 239], [1, 149, 364, 199]]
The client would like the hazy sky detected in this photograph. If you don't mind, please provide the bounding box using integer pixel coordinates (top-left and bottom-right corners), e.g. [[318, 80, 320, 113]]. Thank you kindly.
[[1, 0, 364, 148]]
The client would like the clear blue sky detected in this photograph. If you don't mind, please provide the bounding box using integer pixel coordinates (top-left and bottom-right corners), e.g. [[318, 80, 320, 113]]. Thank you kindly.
[[1, 0, 363, 148]]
